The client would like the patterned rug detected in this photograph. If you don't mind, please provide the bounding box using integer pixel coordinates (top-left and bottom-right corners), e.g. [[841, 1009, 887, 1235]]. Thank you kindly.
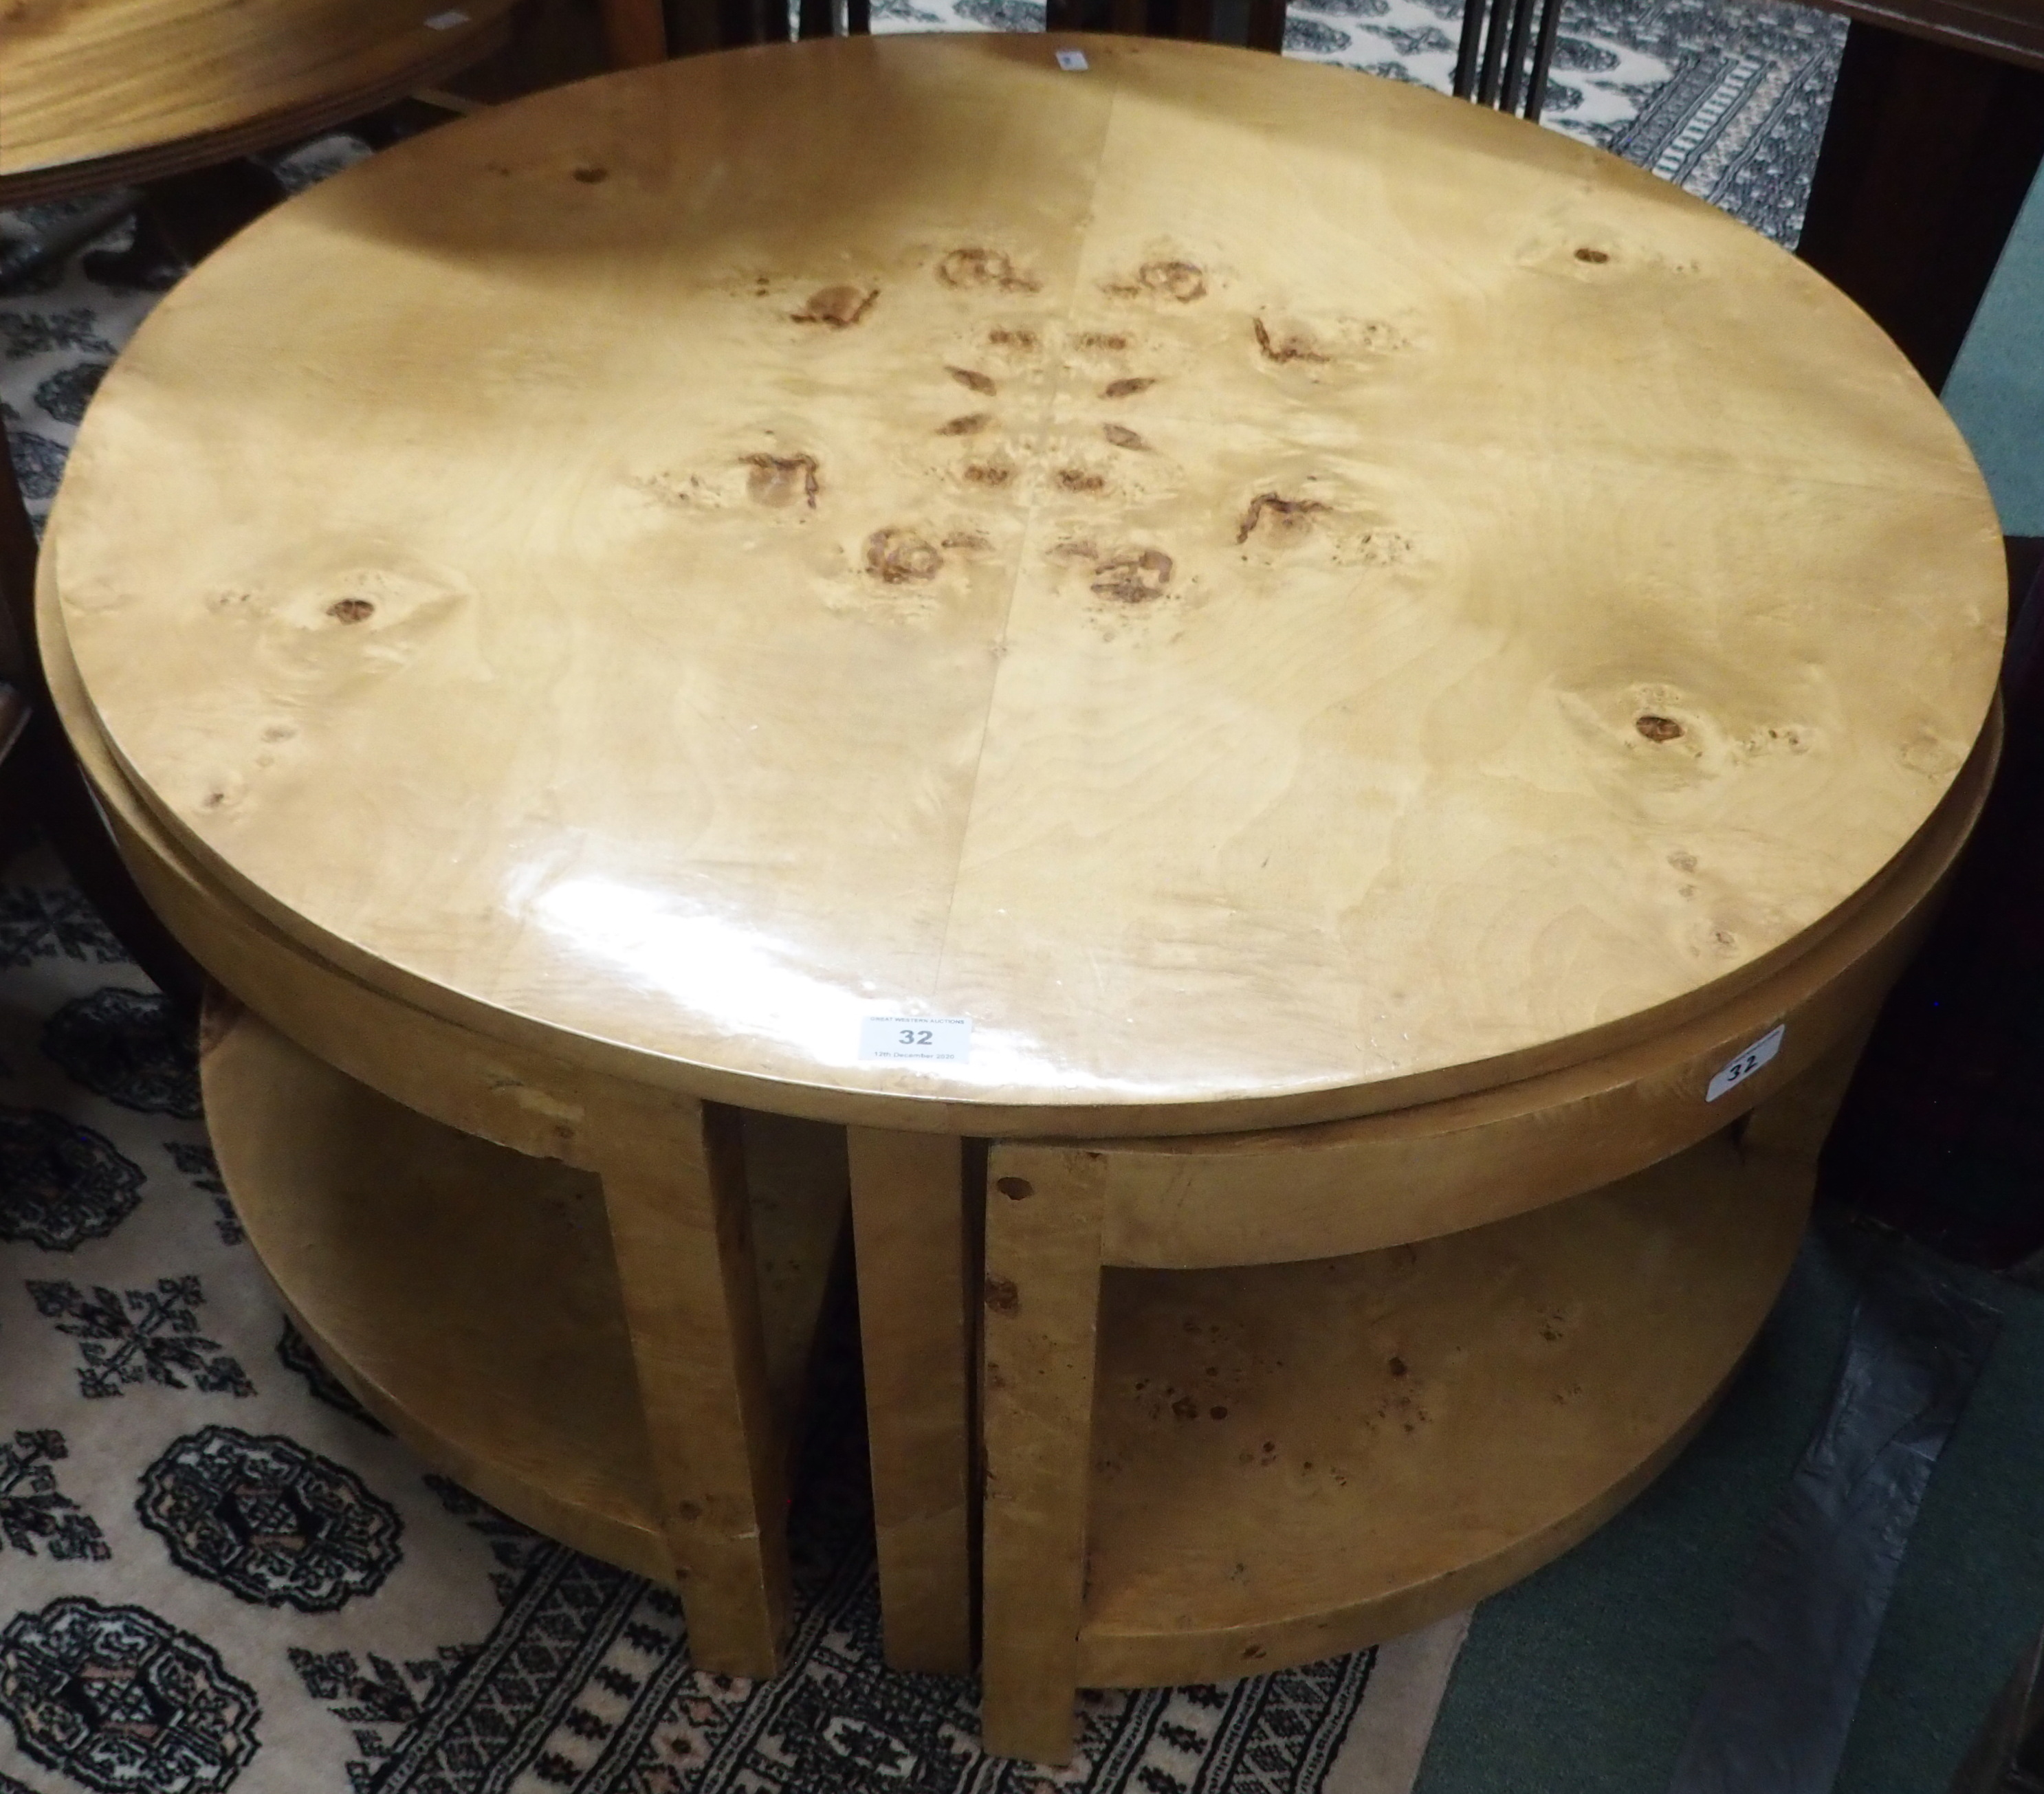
[[1, 8, 1843, 1786]]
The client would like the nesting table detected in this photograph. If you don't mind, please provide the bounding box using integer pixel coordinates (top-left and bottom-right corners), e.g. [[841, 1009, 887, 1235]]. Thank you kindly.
[[41, 32, 2005, 1761], [0, 0, 519, 206]]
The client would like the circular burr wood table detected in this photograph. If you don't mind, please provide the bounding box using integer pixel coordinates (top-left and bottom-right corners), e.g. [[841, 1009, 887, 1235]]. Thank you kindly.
[[39, 29, 2006, 1760], [0, 0, 518, 206]]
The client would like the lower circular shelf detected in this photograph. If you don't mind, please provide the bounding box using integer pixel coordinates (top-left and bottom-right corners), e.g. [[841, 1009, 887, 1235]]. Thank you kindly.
[[1075, 1125, 1813, 1687], [213, 982, 1811, 1688], [199, 997, 849, 1586]]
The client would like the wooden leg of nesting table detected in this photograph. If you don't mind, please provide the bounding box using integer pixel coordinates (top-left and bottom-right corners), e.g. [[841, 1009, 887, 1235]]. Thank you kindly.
[[1738, 1015, 1878, 1171], [593, 1093, 791, 1676], [979, 1144, 1109, 1765], [598, 0, 668, 65], [846, 1128, 977, 1675]]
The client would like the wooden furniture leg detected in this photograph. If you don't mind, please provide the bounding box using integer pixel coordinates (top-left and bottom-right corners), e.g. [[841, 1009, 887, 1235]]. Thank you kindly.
[[1246, 0, 1288, 50], [667, 0, 722, 53], [599, 0, 668, 64], [980, 1146, 1110, 1764], [846, 1128, 976, 1674], [1739, 1018, 1877, 1173], [593, 1092, 792, 1675], [1796, 20, 2044, 391], [977, 1023, 1885, 1765]]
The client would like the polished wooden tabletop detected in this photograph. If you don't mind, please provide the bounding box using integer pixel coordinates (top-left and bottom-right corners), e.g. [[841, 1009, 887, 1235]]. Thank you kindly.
[[48, 33, 2005, 1134], [0, 0, 518, 203]]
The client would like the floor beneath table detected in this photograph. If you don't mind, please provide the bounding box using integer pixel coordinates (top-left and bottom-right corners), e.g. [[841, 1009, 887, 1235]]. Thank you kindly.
[[1416, 1216, 2044, 1794], [1946, 163, 2044, 537]]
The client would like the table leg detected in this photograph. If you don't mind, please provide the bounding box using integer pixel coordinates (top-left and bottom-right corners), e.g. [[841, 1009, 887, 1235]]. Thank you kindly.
[[846, 1127, 978, 1674], [594, 1094, 791, 1676], [979, 1144, 1110, 1765], [1739, 1015, 1878, 1173], [1796, 19, 2044, 391], [598, 0, 668, 65]]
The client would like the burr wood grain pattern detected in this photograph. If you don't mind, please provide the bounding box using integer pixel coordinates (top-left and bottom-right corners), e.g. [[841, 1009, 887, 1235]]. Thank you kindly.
[[48, 33, 2003, 1138], [980, 1061, 1843, 1759], [846, 1127, 978, 1673]]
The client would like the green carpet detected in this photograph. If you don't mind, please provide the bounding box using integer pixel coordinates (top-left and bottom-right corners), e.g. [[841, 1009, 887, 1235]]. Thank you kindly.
[[1944, 162, 2044, 536], [1416, 1215, 2044, 1793]]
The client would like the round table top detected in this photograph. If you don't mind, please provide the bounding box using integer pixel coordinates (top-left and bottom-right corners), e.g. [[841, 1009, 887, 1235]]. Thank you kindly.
[[51, 32, 2005, 1136], [0, 0, 516, 204]]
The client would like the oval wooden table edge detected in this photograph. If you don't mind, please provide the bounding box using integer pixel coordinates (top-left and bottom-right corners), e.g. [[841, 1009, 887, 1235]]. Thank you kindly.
[[1090, 705, 1997, 1265], [43, 568, 2001, 1205], [58, 557, 2002, 1138], [37, 25, 2009, 1138]]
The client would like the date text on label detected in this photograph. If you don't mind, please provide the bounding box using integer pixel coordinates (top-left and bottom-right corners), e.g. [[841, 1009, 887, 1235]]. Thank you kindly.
[[860, 1016, 973, 1063]]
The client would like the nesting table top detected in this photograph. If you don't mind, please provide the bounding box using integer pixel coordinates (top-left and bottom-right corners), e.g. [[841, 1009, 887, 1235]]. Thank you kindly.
[[49, 33, 2005, 1132]]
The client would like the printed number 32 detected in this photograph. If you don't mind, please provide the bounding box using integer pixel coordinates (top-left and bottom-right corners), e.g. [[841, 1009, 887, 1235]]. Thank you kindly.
[[899, 1028, 934, 1047]]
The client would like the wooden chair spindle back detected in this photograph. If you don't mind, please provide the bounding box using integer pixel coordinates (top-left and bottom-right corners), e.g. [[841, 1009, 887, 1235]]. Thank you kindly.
[[1453, 0, 1566, 119]]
